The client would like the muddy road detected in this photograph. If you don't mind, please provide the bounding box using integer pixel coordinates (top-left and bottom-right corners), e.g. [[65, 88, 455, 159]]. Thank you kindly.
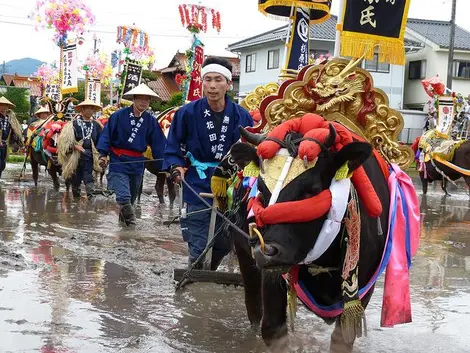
[[1, 164, 469, 353]]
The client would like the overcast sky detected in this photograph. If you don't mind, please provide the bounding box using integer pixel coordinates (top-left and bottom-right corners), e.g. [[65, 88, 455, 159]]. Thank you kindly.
[[0, 0, 468, 70]]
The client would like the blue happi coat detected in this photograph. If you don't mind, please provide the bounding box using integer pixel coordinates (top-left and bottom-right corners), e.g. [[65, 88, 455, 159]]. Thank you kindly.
[[164, 96, 253, 205], [97, 106, 166, 175]]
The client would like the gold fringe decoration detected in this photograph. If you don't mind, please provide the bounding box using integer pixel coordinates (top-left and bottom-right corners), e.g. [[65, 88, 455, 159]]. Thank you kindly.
[[340, 32, 405, 66], [211, 176, 229, 198], [340, 298, 365, 343], [143, 146, 153, 160]]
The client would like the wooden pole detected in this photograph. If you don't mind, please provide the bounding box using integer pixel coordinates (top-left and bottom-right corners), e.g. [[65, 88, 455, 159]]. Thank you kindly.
[[334, 0, 345, 57], [446, 0, 457, 90], [58, 43, 64, 101]]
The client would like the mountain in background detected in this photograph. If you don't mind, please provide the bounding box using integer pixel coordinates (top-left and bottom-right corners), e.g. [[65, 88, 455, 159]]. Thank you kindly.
[[0, 58, 45, 76]]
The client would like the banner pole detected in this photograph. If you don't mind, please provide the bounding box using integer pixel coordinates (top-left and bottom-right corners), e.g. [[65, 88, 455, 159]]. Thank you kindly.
[[282, 6, 295, 71], [58, 42, 64, 101], [334, 0, 345, 57]]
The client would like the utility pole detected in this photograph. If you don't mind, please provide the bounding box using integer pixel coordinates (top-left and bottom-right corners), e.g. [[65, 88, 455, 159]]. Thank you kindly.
[[446, 0, 457, 90]]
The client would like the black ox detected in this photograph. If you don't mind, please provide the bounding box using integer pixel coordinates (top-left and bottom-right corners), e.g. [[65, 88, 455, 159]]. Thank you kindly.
[[223, 124, 390, 353]]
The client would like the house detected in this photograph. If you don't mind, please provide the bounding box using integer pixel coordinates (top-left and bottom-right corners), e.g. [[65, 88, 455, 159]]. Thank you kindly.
[[227, 15, 425, 110], [0, 74, 42, 97], [404, 19, 470, 109], [152, 52, 241, 99]]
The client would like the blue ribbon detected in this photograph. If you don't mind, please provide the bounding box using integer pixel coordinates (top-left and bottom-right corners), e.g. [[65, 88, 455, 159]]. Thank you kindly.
[[186, 152, 219, 179]]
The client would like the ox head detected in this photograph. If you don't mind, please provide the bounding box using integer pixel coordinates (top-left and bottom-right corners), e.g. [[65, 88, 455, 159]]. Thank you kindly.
[[233, 119, 372, 270]]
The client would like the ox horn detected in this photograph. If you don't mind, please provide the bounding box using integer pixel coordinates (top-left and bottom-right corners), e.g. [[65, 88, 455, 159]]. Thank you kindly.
[[239, 126, 266, 146], [324, 123, 337, 149]]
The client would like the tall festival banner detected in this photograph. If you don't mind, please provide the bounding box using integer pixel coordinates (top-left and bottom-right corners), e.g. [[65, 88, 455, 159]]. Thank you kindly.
[[120, 61, 143, 104], [61, 41, 79, 94], [437, 96, 455, 137], [339, 0, 411, 65], [85, 78, 101, 105], [257, 0, 331, 78], [44, 84, 61, 102], [186, 44, 204, 101]]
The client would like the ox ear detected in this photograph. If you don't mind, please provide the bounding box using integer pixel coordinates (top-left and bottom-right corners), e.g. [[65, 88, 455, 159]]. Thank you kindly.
[[334, 142, 372, 173], [230, 142, 259, 169]]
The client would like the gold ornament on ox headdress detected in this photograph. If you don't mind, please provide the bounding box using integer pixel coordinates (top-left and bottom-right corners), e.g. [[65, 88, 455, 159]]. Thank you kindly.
[[258, 57, 414, 169]]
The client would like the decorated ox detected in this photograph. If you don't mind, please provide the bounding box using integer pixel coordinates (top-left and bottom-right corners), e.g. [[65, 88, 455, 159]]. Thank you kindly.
[[212, 113, 420, 352], [27, 98, 75, 189], [413, 133, 470, 196]]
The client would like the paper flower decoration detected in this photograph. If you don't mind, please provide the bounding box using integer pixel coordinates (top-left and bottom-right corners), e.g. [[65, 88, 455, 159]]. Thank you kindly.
[[30, 0, 95, 46], [82, 53, 113, 85], [34, 63, 60, 85]]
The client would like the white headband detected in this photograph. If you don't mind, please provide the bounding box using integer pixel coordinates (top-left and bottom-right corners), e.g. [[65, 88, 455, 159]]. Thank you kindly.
[[201, 64, 232, 81]]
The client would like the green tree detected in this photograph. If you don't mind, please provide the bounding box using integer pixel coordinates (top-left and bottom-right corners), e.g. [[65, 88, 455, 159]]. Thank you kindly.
[[150, 92, 184, 113], [2, 87, 30, 120]]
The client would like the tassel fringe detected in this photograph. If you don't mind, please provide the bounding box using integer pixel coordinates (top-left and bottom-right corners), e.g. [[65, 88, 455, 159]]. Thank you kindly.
[[340, 299, 365, 343], [211, 176, 229, 198], [340, 31, 405, 66]]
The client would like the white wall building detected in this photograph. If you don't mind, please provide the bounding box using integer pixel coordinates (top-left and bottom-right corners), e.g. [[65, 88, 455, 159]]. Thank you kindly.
[[228, 16, 417, 110], [404, 19, 470, 109]]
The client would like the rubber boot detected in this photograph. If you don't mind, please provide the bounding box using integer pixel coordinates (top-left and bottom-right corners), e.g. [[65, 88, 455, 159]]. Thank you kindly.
[[85, 183, 95, 200], [119, 203, 136, 226]]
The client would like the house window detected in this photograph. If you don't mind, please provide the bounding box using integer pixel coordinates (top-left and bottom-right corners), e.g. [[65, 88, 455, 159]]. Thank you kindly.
[[310, 49, 329, 59], [364, 53, 390, 73], [245, 54, 256, 73], [408, 60, 426, 80], [453, 60, 470, 79], [267, 50, 280, 70]]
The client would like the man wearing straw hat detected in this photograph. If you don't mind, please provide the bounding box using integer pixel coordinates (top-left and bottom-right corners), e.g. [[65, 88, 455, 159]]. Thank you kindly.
[[164, 56, 253, 269], [97, 83, 166, 226], [0, 96, 23, 179], [58, 99, 103, 199]]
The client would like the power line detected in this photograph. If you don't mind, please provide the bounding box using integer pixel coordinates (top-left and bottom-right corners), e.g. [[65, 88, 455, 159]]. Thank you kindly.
[[0, 19, 241, 39]]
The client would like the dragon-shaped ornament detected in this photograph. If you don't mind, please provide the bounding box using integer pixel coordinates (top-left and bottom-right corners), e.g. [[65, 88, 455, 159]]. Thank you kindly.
[[260, 57, 414, 169]]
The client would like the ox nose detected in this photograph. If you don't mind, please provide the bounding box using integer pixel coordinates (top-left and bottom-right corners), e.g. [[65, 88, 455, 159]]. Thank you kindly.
[[253, 243, 280, 267]]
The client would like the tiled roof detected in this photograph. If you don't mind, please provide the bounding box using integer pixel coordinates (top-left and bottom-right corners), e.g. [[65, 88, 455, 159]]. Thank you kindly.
[[147, 74, 180, 102], [407, 18, 470, 51], [1, 74, 42, 96], [228, 15, 337, 51], [228, 17, 470, 52]]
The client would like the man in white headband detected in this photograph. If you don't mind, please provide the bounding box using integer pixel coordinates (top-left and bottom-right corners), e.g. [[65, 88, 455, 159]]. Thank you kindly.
[[164, 56, 253, 269]]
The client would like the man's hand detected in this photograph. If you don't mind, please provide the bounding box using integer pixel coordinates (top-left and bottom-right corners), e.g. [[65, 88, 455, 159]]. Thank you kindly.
[[74, 145, 85, 153], [171, 166, 185, 183], [99, 156, 108, 169]]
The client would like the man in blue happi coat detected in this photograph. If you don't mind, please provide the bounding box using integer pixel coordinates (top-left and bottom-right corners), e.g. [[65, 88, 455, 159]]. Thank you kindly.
[[164, 56, 253, 269], [97, 84, 166, 226]]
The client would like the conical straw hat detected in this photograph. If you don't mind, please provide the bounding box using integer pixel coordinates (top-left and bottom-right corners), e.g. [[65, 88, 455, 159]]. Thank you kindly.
[[34, 106, 50, 117], [75, 99, 102, 112], [122, 83, 160, 99], [0, 96, 15, 107]]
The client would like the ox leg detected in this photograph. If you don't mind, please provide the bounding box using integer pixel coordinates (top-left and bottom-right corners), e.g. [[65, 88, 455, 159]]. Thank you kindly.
[[261, 271, 288, 349], [419, 172, 428, 195], [156, 173, 165, 204], [65, 179, 71, 193], [49, 166, 60, 190], [330, 319, 354, 353], [167, 176, 176, 209], [441, 178, 451, 196], [233, 238, 262, 328], [31, 159, 39, 187]]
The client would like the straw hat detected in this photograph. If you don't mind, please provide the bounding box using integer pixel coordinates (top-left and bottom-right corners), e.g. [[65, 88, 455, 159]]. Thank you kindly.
[[122, 83, 160, 99], [75, 99, 102, 112], [34, 106, 50, 117], [0, 96, 15, 108]]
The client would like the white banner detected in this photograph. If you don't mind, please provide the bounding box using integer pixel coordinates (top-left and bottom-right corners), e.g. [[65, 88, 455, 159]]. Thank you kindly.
[[45, 84, 60, 102], [86, 78, 101, 105], [61, 42, 78, 94], [437, 96, 455, 137]]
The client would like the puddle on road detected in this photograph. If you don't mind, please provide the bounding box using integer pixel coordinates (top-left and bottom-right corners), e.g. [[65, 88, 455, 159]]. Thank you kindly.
[[0, 167, 470, 352]]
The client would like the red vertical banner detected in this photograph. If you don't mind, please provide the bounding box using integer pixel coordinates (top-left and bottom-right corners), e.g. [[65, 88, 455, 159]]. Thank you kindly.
[[186, 45, 204, 102]]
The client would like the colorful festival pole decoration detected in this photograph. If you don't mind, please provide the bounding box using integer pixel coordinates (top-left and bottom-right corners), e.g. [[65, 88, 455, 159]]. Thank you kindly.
[[82, 53, 113, 104], [34, 63, 61, 100], [257, 0, 332, 77], [339, 0, 411, 66], [177, 3, 222, 102], [30, 0, 95, 100]]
